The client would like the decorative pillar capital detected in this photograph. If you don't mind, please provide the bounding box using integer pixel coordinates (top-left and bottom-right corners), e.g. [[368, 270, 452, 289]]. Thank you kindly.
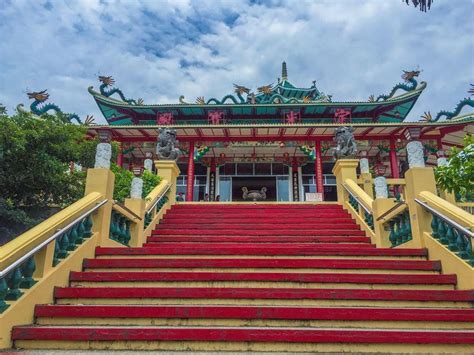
[[144, 159, 153, 171], [374, 176, 388, 199], [94, 142, 112, 169], [130, 177, 143, 199], [406, 140, 425, 168], [359, 158, 370, 174]]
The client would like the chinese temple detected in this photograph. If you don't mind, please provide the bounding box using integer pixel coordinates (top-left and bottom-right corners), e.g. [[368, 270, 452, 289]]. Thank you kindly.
[[86, 62, 474, 202]]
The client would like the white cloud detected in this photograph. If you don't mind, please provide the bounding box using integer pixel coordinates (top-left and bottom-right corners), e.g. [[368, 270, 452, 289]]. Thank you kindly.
[[0, 0, 472, 123]]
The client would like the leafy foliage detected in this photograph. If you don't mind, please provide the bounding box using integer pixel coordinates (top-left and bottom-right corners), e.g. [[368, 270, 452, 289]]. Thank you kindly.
[[77, 138, 119, 169], [110, 163, 134, 202], [110, 164, 162, 202], [435, 135, 474, 201], [143, 170, 162, 198], [0, 112, 86, 208]]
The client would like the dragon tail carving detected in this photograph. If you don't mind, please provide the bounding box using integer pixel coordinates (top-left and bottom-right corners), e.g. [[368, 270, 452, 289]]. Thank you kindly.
[[98, 76, 142, 105], [376, 78, 418, 102], [432, 98, 474, 122]]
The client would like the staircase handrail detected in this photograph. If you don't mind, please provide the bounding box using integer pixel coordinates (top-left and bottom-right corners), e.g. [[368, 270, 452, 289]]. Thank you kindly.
[[416, 191, 474, 266], [145, 180, 170, 213], [416, 193, 474, 238], [112, 201, 142, 222], [0, 197, 107, 278], [343, 179, 373, 213], [376, 202, 407, 222], [0, 192, 105, 273]]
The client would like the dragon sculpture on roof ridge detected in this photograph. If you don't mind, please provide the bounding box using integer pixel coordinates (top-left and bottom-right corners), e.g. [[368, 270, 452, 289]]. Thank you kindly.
[[98, 76, 143, 105], [375, 70, 423, 102], [192, 79, 330, 105], [421, 97, 474, 122], [16, 90, 92, 124]]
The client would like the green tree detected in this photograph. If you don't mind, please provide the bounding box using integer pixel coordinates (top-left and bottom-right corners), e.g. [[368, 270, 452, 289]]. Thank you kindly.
[[435, 135, 474, 201]]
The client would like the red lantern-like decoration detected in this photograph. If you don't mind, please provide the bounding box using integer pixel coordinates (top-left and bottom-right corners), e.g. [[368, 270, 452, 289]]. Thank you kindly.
[[374, 163, 387, 176]]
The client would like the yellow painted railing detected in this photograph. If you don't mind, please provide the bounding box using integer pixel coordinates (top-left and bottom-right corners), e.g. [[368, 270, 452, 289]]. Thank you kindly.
[[415, 191, 474, 289], [0, 192, 108, 348], [457, 202, 474, 215], [143, 181, 171, 240], [0, 161, 180, 348], [334, 159, 474, 289], [342, 179, 375, 241]]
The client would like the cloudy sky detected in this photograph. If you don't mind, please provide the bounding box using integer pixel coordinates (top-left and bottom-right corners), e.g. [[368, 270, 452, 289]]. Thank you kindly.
[[0, 0, 472, 124]]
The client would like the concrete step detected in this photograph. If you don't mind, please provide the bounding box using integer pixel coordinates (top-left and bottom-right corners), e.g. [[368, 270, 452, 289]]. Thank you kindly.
[[94, 246, 429, 257], [12, 326, 474, 352], [83, 258, 442, 274], [145, 236, 371, 244], [54, 286, 474, 308], [34, 305, 474, 329], [68, 271, 456, 290]]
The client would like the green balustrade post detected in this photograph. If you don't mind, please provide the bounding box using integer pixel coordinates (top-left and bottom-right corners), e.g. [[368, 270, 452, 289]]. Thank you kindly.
[[67, 225, 78, 251], [438, 220, 448, 245], [5, 268, 23, 300], [0, 278, 9, 313], [83, 215, 93, 238], [430, 215, 439, 238], [20, 257, 37, 288], [75, 220, 85, 245], [446, 224, 457, 251], [58, 232, 69, 259]]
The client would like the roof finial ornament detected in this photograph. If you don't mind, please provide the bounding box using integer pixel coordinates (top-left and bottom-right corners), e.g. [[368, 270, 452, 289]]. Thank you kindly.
[[281, 61, 288, 81]]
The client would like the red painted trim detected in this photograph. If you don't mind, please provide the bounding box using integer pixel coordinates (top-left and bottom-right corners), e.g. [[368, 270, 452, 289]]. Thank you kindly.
[[34, 304, 474, 322], [112, 134, 404, 143], [69, 271, 456, 285], [314, 140, 324, 198], [186, 142, 195, 202], [83, 258, 441, 271], [169, 204, 343, 209], [152, 230, 367, 236], [54, 286, 474, 302], [12, 326, 474, 344], [146, 236, 371, 244], [157, 222, 358, 229], [94, 246, 428, 256], [389, 137, 399, 178], [143, 242, 374, 248]]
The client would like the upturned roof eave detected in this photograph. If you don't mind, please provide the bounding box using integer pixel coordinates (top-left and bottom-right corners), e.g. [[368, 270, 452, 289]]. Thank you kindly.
[[88, 82, 426, 110]]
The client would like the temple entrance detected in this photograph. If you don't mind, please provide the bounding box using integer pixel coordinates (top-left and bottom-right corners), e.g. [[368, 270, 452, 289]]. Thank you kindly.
[[218, 163, 290, 202]]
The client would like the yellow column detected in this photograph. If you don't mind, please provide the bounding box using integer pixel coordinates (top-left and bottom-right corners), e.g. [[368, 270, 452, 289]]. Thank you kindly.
[[404, 167, 437, 248], [360, 172, 374, 199], [154, 160, 181, 205], [124, 198, 146, 247], [332, 159, 359, 205], [84, 168, 117, 247]]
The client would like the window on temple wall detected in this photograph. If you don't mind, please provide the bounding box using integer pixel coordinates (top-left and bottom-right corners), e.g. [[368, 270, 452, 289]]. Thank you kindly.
[[255, 163, 271, 175], [176, 163, 208, 201], [301, 163, 317, 199]]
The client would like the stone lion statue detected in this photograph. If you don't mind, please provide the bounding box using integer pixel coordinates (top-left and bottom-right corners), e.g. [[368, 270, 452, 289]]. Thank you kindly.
[[334, 126, 357, 159], [156, 128, 180, 161], [242, 187, 267, 201]]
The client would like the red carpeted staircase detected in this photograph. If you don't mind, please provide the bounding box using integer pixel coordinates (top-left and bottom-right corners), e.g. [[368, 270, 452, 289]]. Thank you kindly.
[[12, 204, 474, 352]]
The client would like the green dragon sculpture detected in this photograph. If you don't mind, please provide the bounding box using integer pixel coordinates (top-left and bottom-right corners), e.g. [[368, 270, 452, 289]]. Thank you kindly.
[[192, 82, 331, 105], [421, 97, 474, 122], [195, 84, 249, 105], [17, 90, 91, 124], [375, 70, 421, 102], [98, 76, 143, 105]]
